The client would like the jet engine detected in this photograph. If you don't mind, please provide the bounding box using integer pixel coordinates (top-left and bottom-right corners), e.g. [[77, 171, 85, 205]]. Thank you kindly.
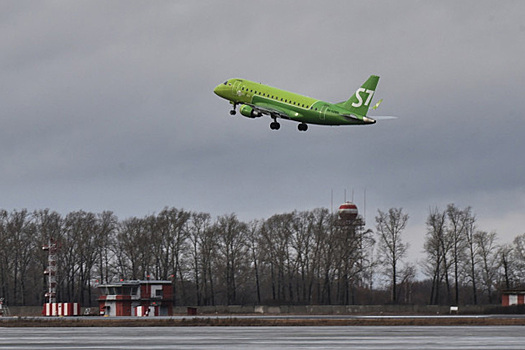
[[239, 105, 262, 118]]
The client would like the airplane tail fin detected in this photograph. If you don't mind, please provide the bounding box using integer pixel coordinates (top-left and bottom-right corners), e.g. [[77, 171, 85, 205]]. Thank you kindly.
[[337, 75, 380, 116]]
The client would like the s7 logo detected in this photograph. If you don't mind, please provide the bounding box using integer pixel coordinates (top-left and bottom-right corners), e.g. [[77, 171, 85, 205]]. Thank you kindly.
[[352, 88, 375, 108]]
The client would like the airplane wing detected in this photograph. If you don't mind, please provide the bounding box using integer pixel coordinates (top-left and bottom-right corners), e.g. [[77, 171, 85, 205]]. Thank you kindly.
[[248, 102, 300, 120]]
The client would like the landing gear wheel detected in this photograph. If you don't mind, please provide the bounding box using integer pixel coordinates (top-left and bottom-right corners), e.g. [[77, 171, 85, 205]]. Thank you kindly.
[[298, 123, 308, 131], [270, 121, 281, 130]]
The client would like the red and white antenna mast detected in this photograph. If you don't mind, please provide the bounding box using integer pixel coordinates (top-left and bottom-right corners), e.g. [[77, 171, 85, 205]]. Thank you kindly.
[[43, 239, 58, 304]]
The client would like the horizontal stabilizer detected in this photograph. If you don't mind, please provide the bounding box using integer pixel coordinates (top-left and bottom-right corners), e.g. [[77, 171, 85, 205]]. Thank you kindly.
[[370, 116, 397, 120]]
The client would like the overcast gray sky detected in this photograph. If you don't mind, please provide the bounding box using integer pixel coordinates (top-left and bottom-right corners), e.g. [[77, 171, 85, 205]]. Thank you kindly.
[[1, 1, 524, 262]]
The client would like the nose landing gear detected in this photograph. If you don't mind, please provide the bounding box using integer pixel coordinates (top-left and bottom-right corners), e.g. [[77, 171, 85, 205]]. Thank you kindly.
[[229, 103, 237, 115]]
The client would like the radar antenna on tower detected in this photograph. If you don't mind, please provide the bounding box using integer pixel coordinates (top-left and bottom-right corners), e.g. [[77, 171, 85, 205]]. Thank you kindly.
[[338, 201, 358, 222]]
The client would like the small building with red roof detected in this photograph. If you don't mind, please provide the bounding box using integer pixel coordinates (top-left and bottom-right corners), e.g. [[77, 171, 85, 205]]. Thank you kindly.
[[97, 280, 173, 316]]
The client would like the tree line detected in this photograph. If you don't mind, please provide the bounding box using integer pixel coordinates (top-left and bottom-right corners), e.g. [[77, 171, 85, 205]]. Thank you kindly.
[[0, 205, 523, 307], [422, 204, 525, 305]]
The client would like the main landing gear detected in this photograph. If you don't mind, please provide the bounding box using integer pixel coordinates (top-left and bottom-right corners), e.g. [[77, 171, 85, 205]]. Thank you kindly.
[[269, 121, 308, 131], [270, 115, 280, 130]]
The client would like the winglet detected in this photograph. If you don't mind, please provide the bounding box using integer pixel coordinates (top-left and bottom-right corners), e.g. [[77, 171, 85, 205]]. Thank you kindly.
[[372, 98, 383, 110]]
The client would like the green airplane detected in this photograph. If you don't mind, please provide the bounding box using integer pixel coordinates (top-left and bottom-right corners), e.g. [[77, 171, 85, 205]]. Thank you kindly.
[[214, 75, 383, 131]]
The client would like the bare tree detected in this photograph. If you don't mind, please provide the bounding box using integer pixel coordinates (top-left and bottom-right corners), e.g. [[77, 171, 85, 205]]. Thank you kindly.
[[446, 204, 468, 305], [261, 213, 294, 302], [114, 217, 153, 280], [155, 208, 191, 304], [462, 208, 478, 304], [375, 208, 409, 304], [94, 211, 118, 285], [187, 212, 213, 305], [246, 220, 262, 304], [498, 243, 515, 290], [60, 211, 101, 304], [3, 210, 38, 305], [511, 233, 525, 286], [215, 214, 248, 304], [0, 210, 10, 303], [399, 263, 416, 304], [309, 209, 331, 304], [474, 231, 499, 303], [423, 207, 447, 305], [198, 218, 217, 306]]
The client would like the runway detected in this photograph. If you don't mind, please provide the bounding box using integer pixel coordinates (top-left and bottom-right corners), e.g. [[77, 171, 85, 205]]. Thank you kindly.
[[1, 326, 524, 349]]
